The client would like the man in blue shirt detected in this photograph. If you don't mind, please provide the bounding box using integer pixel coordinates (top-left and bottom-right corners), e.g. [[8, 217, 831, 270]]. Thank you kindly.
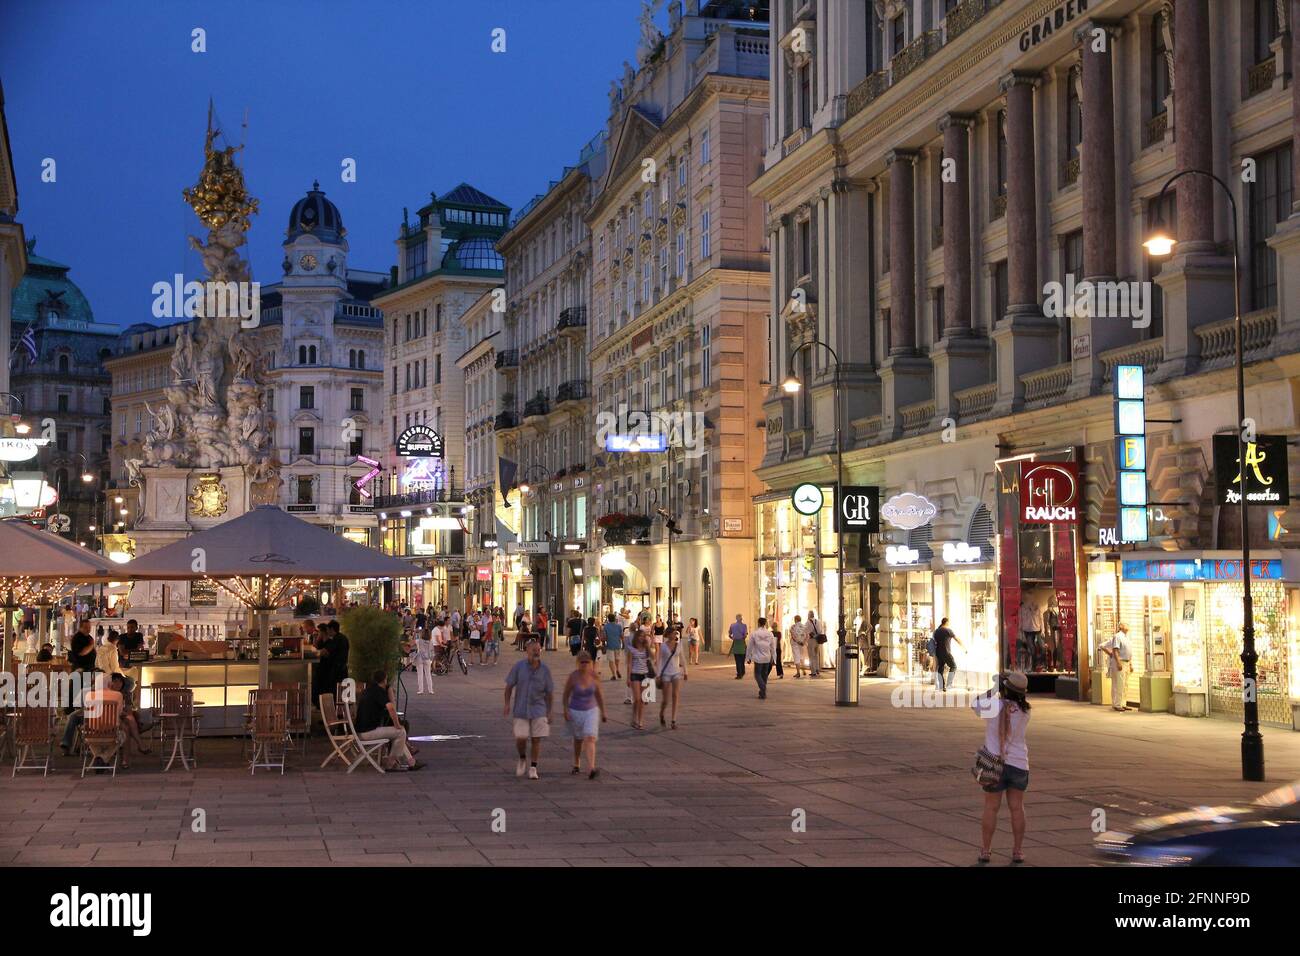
[[728, 614, 748, 679], [601, 613, 624, 681], [503, 638, 554, 779]]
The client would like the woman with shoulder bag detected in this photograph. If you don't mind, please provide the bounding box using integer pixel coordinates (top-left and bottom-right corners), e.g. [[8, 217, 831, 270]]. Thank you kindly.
[[627, 630, 655, 730], [971, 670, 1031, 865], [656, 627, 687, 729]]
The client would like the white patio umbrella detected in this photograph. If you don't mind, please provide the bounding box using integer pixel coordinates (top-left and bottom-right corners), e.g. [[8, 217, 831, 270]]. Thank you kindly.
[[125, 506, 422, 686], [0, 519, 118, 661]]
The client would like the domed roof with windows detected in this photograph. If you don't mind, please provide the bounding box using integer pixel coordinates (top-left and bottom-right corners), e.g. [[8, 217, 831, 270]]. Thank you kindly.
[[442, 236, 504, 272], [286, 181, 345, 243]]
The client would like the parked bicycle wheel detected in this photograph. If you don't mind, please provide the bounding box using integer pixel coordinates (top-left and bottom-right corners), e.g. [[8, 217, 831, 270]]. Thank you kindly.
[[456, 648, 469, 675]]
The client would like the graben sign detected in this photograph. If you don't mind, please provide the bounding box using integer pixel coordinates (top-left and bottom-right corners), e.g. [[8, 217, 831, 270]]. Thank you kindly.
[[1017, 0, 1090, 53]]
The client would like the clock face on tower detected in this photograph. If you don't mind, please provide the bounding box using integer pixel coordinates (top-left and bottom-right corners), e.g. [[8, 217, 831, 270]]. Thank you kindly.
[[299, 253, 318, 272]]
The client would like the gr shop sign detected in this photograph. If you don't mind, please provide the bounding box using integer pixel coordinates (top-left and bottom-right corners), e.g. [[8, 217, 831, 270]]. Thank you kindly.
[[1017, 0, 1091, 53], [1019, 461, 1080, 523]]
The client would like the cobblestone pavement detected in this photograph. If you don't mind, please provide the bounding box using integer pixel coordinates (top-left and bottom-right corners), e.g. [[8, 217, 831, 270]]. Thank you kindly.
[[3, 647, 1298, 866]]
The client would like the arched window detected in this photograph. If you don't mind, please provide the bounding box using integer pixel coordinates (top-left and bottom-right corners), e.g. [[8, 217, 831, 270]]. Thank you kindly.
[[358, 350, 365, 369], [308, 345, 318, 365], [298, 345, 307, 364], [58, 354, 70, 374], [349, 349, 356, 368], [966, 503, 995, 561]]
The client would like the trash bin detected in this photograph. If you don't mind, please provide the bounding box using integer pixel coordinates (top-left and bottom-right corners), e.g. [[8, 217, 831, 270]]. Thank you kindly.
[[546, 621, 559, 652], [835, 643, 860, 706]]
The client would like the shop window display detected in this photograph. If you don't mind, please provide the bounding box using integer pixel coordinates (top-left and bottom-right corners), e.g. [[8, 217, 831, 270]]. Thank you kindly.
[[1206, 581, 1290, 725]]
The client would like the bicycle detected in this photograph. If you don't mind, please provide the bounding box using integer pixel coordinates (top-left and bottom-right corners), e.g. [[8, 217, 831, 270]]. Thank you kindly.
[[432, 641, 469, 676]]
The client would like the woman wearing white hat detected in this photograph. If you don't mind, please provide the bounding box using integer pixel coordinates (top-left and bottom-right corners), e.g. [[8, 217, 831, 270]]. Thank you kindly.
[[972, 670, 1031, 865]]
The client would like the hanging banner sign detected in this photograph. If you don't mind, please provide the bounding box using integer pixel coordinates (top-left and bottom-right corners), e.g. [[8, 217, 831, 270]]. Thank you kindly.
[[835, 485, 880, 533]]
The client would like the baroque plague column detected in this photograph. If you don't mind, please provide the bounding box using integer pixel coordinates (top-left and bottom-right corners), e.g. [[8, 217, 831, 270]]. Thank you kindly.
[[128, 113, 282, 619]]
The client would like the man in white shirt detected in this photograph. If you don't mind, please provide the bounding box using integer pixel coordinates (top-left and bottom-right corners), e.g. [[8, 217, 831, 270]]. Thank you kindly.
[[745, 618, 776, 700], [1100, 623, 1133, 712], [789, 615, 809, 678]]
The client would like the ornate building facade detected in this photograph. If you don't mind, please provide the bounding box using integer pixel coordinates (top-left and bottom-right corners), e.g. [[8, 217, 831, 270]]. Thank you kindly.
[[9, 243, 115, 543], [755, 0, 1300, 727], [495, 133, 606, 621], [586, 0, 771, 646], [374, 184, 509, 609]]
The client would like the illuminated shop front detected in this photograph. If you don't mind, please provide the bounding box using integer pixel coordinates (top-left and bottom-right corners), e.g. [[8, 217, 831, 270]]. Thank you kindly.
[[755, 490, 840, 653], [598, 546, 650, 620], [994, 453, 1084, 695], [1111, 554, 1300, 728]]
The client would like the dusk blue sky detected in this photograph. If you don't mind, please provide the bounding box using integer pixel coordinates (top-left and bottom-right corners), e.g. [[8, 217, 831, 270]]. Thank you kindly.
[[0, 0, 649, 327]]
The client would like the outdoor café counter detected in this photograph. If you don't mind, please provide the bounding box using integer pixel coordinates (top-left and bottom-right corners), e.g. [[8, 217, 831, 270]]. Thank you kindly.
[[137, 658, 314, 736]]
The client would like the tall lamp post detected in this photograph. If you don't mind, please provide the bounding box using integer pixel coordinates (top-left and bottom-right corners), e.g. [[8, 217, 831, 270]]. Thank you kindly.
[[1144, 168, 1263, 782], [782, 339, 846, 652]]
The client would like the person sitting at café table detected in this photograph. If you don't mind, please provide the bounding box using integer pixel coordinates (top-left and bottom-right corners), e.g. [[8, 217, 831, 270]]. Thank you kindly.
[[61, 672, 150, 766], [354, 670, 424, 771]]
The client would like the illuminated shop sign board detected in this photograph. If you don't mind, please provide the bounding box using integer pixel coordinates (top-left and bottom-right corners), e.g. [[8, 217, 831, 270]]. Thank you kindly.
[[1114, 365, 1147, 542], [605, 433, 668, 453], [790, 483, 824, 517], [1018, 461, 1080, 523], [396, 424, 445, 458], [835, 485, 880, 534], [881, 492, 936, 530], [1122, 559, 1284, 582], [1212, 434, 1290, 506]]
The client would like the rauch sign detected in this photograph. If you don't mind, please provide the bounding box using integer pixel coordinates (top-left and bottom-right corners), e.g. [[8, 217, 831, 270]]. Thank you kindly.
[[1019, 460, 1080, 523]]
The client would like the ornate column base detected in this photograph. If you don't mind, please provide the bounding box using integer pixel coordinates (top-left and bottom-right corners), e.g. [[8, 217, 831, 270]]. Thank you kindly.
[[932, 332, 991, 422], [990, 310, 1059, 415], [1153, 254, 1237, 377], [879, 352, 933, 440]]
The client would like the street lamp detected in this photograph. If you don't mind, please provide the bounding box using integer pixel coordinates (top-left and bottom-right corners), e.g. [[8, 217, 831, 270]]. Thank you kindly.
[[1144, 168, 1263, 782], [782, 338, 847, 654]]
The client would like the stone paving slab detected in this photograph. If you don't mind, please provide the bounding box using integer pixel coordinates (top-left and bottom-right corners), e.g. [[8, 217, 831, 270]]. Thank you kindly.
[[2, 649, 1298, 867]]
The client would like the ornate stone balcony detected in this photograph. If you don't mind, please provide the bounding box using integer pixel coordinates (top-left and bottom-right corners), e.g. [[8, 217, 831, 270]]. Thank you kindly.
[[1020, 363, 1072, 405], [953, 381, 997, 420], [944, 0, 990, 42], [1195, 309, 1278, 368], [899, 399, 936, 434], [1144, 112, 1168, 148], [494, 348, 518, 369], [1099, 340, 1165, 385]]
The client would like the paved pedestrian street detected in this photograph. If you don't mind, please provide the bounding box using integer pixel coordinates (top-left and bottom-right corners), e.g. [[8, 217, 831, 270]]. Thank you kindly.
[[3, 649, 1299, 868]]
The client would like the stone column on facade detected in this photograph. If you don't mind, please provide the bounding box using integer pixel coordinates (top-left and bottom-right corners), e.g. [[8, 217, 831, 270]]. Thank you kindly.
[[932, 113, 989, 424], [1066, 22, 1132, 394], [991, 74, 1057, 416], [1267, 0, 1300, 350], [1154, 6, 1236, 375], [879, 149, 932, 439]]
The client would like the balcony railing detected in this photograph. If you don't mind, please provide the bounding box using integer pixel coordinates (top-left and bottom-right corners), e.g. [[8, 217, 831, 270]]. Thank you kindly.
[[891, 30, 942, 85], [1062, 156, 1081, 187], [494, 411, 518, 429], [1144, 111, 1168, 147], [1195, 309, 1278, 367], [953, 381, 998, 419], [899, 400, 936, 433], [845, 70, 888, 119], [1247, 57, 1276, 98], [1099, 340, 1165, 385], [373, 487, 464, 511], [523, 394, 551, 418], [495, 348, 518, 369], [1021, 363, 1072, 405], [557, 306, 588, 332], [945, 0, 990, 42], [555, 379, 589, 403]]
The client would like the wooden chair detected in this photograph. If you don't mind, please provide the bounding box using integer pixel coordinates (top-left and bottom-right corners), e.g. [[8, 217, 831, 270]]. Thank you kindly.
[[80, 699, 123, 778], [317, 692, 385, 774], [146, 682, 180, 745], [11, 704, 54, 777], [248, 690, 288, 775], [158, 687, 198, 771], [272, 681, 309, 754]]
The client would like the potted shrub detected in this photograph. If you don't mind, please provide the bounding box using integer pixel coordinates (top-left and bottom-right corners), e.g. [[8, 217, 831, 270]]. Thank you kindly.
[[341, 606, 403, 684]]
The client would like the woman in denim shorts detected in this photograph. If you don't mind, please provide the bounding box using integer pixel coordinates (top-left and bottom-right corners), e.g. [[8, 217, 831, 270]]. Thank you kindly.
[[973, 670, 1031, 865]]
